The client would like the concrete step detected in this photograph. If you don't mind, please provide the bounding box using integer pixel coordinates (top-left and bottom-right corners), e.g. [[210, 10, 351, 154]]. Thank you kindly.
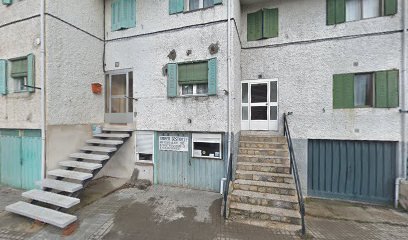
[[69, 153, 110, 162], [229, 190, 298, 210], [229, 218, 301, 232], [239, 141, 288, 149], [86, 139, 123, 145], [239, 148, 288, 157], [94, 133, 130, 138], [59, 161, 102, 171], [238, 154, 290, 165], [235, 170, 294, 184], [81, 146, 117, 153], [22, 189, 80, 209], [229, 202, 301, 225], [237, 162, 290, 174], [234, 179, 296, 196], [240, 135, 286, 143], [36, 179, 83, 193], [48, 169, 93, 181], [6, 201, 77, 228], [103, 127, 134, 132]]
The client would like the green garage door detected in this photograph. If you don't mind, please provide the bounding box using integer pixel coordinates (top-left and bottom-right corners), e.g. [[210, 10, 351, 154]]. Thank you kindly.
[[308, 139, 396, 204], [0, 129, 42, 189]]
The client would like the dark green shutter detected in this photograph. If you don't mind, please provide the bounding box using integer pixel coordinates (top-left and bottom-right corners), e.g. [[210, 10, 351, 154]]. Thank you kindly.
[[333, 73, 354, 109], [0, 60, 7, 95], [11, 58, 28, 78], [335, 0, 346, 24], [167, 63, 178, 97], [2, 0, 12, 5], [263, 8, 278, 38], [214, 0, 222, 5], [386, 70, 399, 108], [178, 62, 208, 85], [208, 58, 217, 96], [384, 0, 397, 16], [27, 54, 35, 93], [375, 71, 388, 108], [327, 0, 336, 25], [247, 10, 263, 41], [169, 0, 184, 14]]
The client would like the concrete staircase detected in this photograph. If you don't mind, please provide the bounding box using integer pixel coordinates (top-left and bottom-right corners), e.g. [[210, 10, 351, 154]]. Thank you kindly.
[[227, 133, 301, 232], [5, 127, 133, 228]]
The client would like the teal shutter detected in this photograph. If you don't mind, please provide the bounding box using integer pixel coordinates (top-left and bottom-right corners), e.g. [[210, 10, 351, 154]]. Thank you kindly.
[[333, 73, 354, 109], [0, 60, 7, 95], [124, 0, 136, 29], [247, 10, 263, 41], [384, 0, 397, 16], [375, 71, 388, 108], [169, 0, 184, 14], [327, 0, 336, 25], [167, 63, 178, 97], [27, 54, 35, 93], [263, 8, 278, 38], [386, 70, 399, 108], [2, 0, 12, 5], [208, 58, 217, 96], [111, 0, 120, 31], [335, 0, 346, 24], [214, 0, 222, 5]]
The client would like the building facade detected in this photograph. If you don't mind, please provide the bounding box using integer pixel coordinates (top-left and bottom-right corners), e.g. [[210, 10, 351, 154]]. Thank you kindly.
[[0, 0, 407, 205]]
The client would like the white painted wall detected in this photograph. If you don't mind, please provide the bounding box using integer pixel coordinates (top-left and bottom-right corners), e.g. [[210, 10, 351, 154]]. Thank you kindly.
[[0, 1, 41, 129]]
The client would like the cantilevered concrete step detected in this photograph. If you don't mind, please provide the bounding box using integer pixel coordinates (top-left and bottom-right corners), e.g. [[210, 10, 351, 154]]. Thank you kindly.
[[237, 162, 290, 174], [240, 135, 286, 143], [229, 202, 301, 225], [238, 154, 290, 165], [69, 153, 110, 161], [229, 190, 298, 210], [22, 189, 80, 208], [236, 170, 294, 184], [48, 169, 93, 181], [59, 161, 102, 171], [86, 139, 123, 145], [103, 127, 134, 132], [239, 148, 289, 157], [6, 201, 77, 228], [36, 179, 82, 193], [94, 133, 130, 138], [239, 141, 288, 149], [234, 179, 296, 196], [81, 146, 117, 153]]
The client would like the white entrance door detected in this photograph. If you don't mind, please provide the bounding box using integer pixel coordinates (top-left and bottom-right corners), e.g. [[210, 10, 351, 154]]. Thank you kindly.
[[241, 80, 278, 131]]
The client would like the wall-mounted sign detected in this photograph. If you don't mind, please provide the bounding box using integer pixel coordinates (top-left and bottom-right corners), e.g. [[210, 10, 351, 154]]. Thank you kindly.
[[159, 136, 189, 152]]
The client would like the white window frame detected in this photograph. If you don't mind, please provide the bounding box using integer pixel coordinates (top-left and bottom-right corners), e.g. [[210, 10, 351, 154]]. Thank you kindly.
[[179, 84, 208, 96], [345, 0, 384, 22], [191, 133, 222, 160], [135, 131, 154, 164]]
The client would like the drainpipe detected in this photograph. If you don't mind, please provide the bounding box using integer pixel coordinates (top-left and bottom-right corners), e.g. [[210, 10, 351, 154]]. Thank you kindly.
[[40, 0, 46, 180], [396, 0, 407, 208], [226, 0, 232, 173]]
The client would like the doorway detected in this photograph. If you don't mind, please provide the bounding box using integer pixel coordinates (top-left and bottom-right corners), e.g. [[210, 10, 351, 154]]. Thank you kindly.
[[241, 79, 278, 131], [105, 70, 134, 123]]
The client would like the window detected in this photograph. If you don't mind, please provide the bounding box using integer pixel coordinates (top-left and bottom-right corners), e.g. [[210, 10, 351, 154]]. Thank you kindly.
[[167, 58, 217, 97], [111, 0, 136, 31], [327, 0, 398, 25], [192, 133, 222, 159], [7, 54, 35, 94], [169, 0, 222, 14], [136, 131, 154, 162], [333, 70, 399, 109], [247, 8, 279, 41], [2, 0, 12, 5]]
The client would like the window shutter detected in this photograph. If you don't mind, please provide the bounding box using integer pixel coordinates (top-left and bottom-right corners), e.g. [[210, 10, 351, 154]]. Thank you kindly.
[[214, 0, 222, 5], [386, 70, 399, 108], [169, 0, 184, 14], [263, 8, 278, 38], [2, 0, 12, 5], [247, 10, 263, 41], [111, 0, 120, 31], [375, 71, 387, 108], [178, 62, 208, 85], [384, 0, 397, 16], [327, 0, 336, 25], [167, 63, 178, 97], [335, 0, 346, 24], [333, 73, 354, 109], [27, 54, 35, 93], [208, 58, 217, 96], [124, 0, 136, 29], [0, 60, 7, 95]]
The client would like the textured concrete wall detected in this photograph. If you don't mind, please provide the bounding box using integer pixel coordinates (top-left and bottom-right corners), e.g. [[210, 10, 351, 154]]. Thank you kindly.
[[400, 180, 408, 210], [0, 1, 41, 129]]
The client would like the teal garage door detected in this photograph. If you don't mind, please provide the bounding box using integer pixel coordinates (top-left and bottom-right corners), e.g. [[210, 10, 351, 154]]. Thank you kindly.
[[0, 129, 42, 189], [155, 132, 225, 192], [308, 139, 397, 204]]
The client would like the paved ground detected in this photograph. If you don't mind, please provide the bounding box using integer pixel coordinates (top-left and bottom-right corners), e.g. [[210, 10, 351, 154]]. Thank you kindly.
[[1, 183, 408, 240]]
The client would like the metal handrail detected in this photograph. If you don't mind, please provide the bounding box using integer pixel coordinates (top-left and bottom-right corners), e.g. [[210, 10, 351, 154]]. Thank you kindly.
[[223, 153, 233, 219], [283, 113, 306, 236]]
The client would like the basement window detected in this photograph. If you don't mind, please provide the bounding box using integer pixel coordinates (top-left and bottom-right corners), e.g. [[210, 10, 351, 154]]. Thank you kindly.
[[192, 133, 222, 159], [136, 131, 154, 162]]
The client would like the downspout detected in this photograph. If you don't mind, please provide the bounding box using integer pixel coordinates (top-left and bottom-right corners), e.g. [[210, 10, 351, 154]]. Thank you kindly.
[[396, 0, 407, 208], [40, 0, 46, 180], [226, 0, 232, 172]]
